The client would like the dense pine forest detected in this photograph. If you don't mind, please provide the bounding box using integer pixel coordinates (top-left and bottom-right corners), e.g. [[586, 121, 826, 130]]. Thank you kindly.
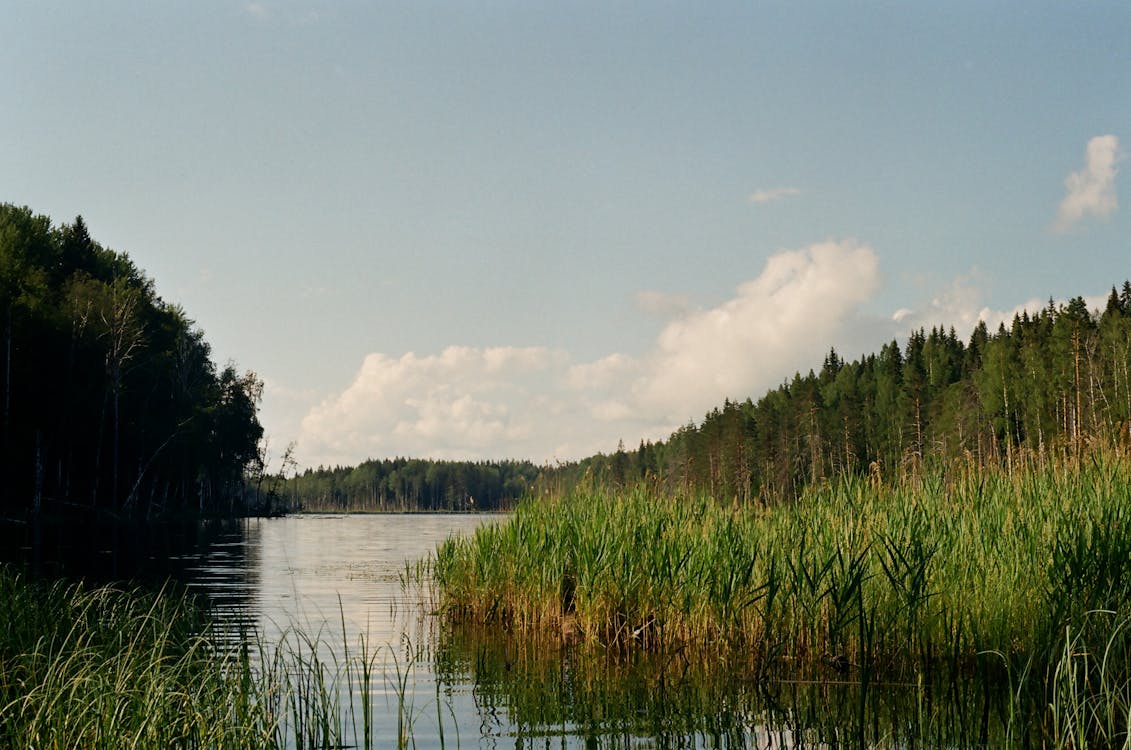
[[564, 287, 1131, 501], [0, 204, 263, 519]]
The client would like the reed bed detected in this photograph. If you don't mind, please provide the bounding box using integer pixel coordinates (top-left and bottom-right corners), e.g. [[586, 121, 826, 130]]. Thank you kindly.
[[433, 456, 1131, 743], [0, 567, 418, 750]]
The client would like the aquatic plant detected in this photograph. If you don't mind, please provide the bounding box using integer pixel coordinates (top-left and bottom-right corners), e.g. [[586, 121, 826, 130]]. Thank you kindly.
[[0, 570, 272, 748], [433, 454, 1131, 745], [0, 567, 424, 750]]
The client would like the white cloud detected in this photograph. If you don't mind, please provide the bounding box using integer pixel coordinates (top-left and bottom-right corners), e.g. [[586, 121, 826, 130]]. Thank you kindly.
[[296, 240, 885, 467], [887, 272, 1110, 339], [566, 353, 639, 391], [290, 247, 1125, 469], [1053, 134, 1123, 233], [299, 346, 570, 465], [630, 240, 880, 420], [749, 186, 801, 204]]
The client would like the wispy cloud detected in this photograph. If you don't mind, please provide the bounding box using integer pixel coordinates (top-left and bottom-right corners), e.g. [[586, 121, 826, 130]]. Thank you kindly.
[[633, 290, 690, 317], [1053, 134, 1123, 233], [749, 186, 801, 204], [244, 2, 271, 20]]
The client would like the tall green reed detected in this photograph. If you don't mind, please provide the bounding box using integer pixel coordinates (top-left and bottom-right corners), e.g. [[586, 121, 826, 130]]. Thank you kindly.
[[433, 454, 1131, 744], [0, 566, 433, 750]]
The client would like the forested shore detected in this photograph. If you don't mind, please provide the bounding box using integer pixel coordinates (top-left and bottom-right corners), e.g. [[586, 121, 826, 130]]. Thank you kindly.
[[285, 282, 1131, 511], [8, 198, 1131, 520], [0, 204, 263, 520], [282, 457, 542, 512], [558, 286, 1131, 501]]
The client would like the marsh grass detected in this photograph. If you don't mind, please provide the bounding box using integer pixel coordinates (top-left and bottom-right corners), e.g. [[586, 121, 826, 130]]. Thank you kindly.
[[0, 567, 429, 750], [433, 454, 1131, 745], [0, 569, 272, 748]]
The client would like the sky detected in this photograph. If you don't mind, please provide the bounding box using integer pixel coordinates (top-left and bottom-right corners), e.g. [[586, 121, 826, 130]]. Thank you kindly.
[[2, 1, 1128, 470]]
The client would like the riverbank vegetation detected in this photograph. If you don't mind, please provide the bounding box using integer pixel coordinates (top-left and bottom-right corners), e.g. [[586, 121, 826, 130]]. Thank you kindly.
[[0, 204, 263, 520], [0, 565, 419, 750], [279, 281, 1131, 519], [433, 455, 1131, 745], [0, 567, 267, 747]]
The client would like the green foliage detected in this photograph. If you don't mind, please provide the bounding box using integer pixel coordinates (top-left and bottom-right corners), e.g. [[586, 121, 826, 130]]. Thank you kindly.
[[282, 457, 542, 512], [0, 567, 269, 748], [435, 457, 1131, 745], [0, 566, 420, 750], [436, 456, 1131, 671], [556, 289, 1131, 503], [0, 204, 263, 517]]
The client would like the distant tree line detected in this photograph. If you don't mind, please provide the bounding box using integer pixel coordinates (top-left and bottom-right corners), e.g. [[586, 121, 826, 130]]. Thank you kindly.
[[277, 283, 1131, 512], [555, 285, 1131, 503], [280, 458, 541, 512], [0, 204, 263, 519]]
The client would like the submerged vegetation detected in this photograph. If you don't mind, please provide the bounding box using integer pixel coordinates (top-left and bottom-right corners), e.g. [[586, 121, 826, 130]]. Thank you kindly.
[[434, 455, 1131, 745], [436, 620, 1036, 748]]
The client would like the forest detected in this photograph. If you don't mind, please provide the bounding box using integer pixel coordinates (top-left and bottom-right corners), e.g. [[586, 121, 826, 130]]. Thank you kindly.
[[9, 200, 1131, 518], [561, 286, 1131, 501], [283, 457, 542, 512], [280, 283, 1131, 512], [0, 204, 263, 519]]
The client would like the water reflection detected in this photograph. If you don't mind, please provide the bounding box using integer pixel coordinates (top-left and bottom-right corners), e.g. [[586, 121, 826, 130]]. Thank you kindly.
[[436, 623, 1018, 748], [2, 514, 1031, 748]]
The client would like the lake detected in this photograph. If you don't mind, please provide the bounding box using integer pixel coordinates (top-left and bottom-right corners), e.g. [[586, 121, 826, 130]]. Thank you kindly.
[[3, 513, 1020, 748], [171, 514, 1021, 749]]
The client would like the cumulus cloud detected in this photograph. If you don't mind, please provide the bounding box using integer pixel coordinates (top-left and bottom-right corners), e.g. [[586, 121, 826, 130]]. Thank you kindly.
[[296, 240, 888, 467], [299, 346, 569, 464], [290, 245, 1124, 469], [1053, 135, 1123, 233], [749, 186, 801, 204], [631, 240, 880, 420]]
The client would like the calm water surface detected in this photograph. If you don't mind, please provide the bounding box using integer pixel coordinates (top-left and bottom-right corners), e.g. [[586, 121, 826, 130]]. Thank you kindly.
[[160, 513, 1009, 750], [2, 513, 1018, 748], [176, 514, 501, 748]]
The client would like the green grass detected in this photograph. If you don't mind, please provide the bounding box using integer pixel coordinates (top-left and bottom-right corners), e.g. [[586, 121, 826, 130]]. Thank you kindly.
[[0, 567, 416, 750], [433, 454, 1131, 745], [0, 569, 268, 748]]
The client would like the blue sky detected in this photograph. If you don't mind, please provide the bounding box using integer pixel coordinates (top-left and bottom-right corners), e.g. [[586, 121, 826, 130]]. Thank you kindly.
[[2, 2, 1128, 469]]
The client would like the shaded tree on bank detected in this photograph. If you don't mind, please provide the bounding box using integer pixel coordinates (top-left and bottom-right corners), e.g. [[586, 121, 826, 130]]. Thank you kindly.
[[0, 204, 263, 519]]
